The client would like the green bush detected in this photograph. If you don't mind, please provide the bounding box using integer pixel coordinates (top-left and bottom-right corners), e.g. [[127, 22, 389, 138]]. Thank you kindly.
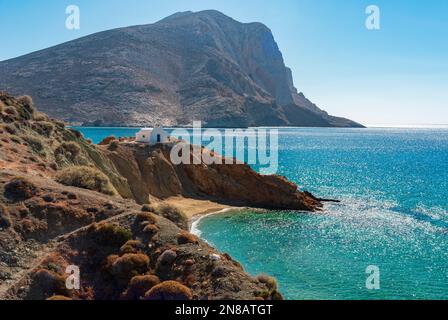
[[56, 166, 117, 196]]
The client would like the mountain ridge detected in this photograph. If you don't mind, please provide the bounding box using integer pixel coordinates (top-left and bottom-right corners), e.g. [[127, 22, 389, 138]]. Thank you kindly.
[[0, 10, 364, 128]]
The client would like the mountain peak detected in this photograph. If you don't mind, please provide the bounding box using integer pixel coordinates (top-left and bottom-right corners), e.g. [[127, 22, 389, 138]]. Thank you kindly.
[[0, 11, 363, 128]]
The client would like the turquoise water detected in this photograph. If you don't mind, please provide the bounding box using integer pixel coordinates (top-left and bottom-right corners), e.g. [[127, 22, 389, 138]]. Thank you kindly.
[[76, 127, 448, 300]]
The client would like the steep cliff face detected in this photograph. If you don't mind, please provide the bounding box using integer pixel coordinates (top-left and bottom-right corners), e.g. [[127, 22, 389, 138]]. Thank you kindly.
[[0, 10, 363, 128], [0, 91, 322, 212], [102, 143, 321, 211]]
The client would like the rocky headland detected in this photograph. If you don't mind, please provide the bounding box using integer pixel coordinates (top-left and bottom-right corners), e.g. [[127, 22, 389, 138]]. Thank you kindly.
[[0, 92, 321, 300]]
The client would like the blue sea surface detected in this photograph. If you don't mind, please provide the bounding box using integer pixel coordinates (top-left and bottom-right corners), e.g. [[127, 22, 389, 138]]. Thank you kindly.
[[75, 127, 448, 300]]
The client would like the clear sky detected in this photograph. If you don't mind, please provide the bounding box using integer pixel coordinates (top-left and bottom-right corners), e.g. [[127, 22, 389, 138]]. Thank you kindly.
[[1, 0, 447, 125]]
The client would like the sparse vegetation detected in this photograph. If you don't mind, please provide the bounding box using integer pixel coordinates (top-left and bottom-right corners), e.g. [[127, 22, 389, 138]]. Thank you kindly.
[[108, 253, 150, 284], [151, 204, 188, 230], [121, 275, 160, 300], [4, 177, 38, 201], [31, 269, 68, 298], [89, 222, 132, 247], [98, 135, 116, 146], [120, 240, 143, 254], [16, 95, 35, 120], [33, 121, 55, 137], [2, 123, 17, 135], [143, 281, 192, 300], [0, 204, 12, 229], [55, 141, 81, 162], [10, 135, 22, 144], [108, 140, 119, 151], [177, 231, 199, 245], [56, 166, 117, 196], [256, 274, 278, 291], [46, 295, 72, 300], [23, 135, 45, 155]]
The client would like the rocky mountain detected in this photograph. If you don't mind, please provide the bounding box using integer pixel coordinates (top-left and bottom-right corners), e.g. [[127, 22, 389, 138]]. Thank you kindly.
[[0, 10, 363, 128]]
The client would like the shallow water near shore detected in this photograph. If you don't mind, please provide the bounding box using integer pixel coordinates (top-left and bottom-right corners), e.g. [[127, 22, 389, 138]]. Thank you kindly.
[[76, 127, 448, 300]]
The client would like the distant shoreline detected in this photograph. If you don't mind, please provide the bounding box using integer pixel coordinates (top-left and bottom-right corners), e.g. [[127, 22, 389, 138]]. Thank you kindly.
[[71, 125, 448, 130]]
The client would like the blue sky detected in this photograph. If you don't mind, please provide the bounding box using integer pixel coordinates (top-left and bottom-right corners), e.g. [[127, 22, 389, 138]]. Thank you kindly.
[[1, 0, 447, 125]]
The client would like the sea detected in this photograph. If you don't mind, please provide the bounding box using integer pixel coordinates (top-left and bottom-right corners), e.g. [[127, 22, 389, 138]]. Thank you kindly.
[[74, 126, 448, 300]]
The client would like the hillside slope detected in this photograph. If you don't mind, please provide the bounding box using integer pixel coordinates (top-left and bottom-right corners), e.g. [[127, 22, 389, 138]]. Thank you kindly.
[[0, 92, 322, 300]]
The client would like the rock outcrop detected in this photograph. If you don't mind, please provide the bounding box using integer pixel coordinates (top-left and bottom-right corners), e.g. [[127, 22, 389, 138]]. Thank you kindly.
[[0, 92, 322, 300], [0, 10, 363, 128]]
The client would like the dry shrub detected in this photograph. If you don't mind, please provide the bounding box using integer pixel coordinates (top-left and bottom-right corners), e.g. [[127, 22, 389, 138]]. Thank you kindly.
[[33, 121, 54, 137], [47, 295, 72, 300], [256, 274, 283, 299], [120, 240, 143, 255], [256, 274, 278, 291], [152, 204, 188, 230], [0, 204, 12, 229], [68, 128, 83, 139], [121, 275, 160, 300], [10, 135, 22, 144], [98, 135, 116, 146], [108, 140, 119, 151], [89, 222, 132, 247], [4, 177, 38, 201], [2, 123, 17, 135], [31, 269, 68, 298], [18, 216, 48, 238], [108, 253, 150, 284], [23, 135, 45, 154], [135, 212, 158, 225], [143, 224, 159, 238], [177, 231, 199, 245], [143, 281, 192, 301], [3, 106, 17, 117], [56, 166, 117, 196], [33, 112, 49, 122], [55, 141, 81, 162], [17, 95, 35, 120], [141, 204, 153, 212]]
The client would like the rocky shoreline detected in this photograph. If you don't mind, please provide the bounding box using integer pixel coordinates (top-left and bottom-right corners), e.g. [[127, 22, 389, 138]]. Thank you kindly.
[[0, 92, 321, 300]]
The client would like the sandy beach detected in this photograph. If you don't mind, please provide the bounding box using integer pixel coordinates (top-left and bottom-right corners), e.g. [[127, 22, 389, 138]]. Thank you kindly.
[[162, 196, 237, 221]]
